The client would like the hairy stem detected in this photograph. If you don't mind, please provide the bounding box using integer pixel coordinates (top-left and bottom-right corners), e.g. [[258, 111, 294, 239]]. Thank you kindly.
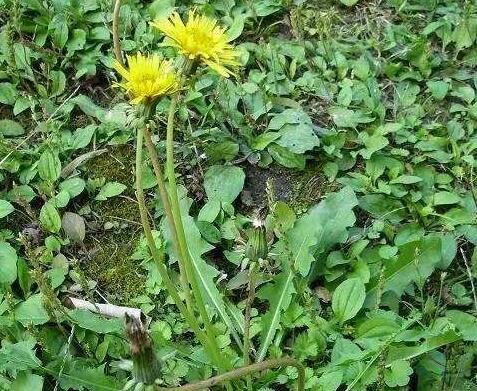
[[144, 126, 193, 313], [243, 265, 256, 390], [135, 127, 216, 367], [155, 357, 305, 391], [112, 0, 123, 66], [165, 96, 229, 373]]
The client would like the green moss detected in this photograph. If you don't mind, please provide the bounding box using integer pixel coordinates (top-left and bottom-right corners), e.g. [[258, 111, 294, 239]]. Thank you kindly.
[[82, 144, 146, 304], [83, 228, 145, 305], [86, 144, 135, 188]]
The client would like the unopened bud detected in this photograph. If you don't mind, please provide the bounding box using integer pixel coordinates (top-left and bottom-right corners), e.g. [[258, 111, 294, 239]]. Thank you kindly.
[[245, 219, 268, 262], [125, 314, 162, 385]]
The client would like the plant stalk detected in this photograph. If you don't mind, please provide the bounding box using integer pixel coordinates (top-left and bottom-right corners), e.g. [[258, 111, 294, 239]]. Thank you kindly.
[[164, 95, 229, 372], [143, 126, 193, 314], [112, 0, 124, 67], [135, 126, 218, 369], [243, 264, 256, 390], [155, 357, 305, 391]]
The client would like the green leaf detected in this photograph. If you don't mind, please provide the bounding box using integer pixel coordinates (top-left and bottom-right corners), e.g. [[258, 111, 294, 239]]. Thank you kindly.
[[386, 329, 460, 363], [13, 96, 32, 115], [268, 143, 306, 169], [254, 0, 282, 16], [0, 82, 18, 105], [353, 55, 370, 80], [90, 26, 110, 41], [72, 125, 96, 150], [0, 242, 17, 286], [359, 132, 389, 159], [452, 17, 476, 51], [329, 107, 374, 128], [433, 191, 461, 205], [8, 185, 36, 203], [38, 149, 61, 182], [316, 370, 343, 391], [49, 14, 68, 48], [366, 236, 442, 305], [95, 182, 127, 201], [0, 200, 14, 219], [287, 187, 358, 276], [50, 70, 66, 96], [268, 109, 319, 153], [446, 310, 477, 341], [15, 294, 49, 326], [59, 362, 122, 391], [59, 177, 85, 198], [332, 278, 366, 323], [66, 29, 87, 53], [339, 0, 360, 6], [39, 201, 61, 233], [252, 132, 281, 150], [257, 270, 296, 361], [426, 80, 449, 100], [183, 212, 243, 347], [10, 372, 43, 391], [204, 165, 245, 204], [451, 85, 475, 104], [198, 198, 221, 223], [359, 194, 407, 224], [0, 119, 25, 136], [68, 309, 124, 334], [0, 340, 41, 372], [389, 175, 422, 184], [356, 313, 401, 343], [226, 15, 245, 41], [166, 190, 243, 347], [149, 0, 175, 19], [384, 360, 413, 387], [72, 95, 107, 121], [276, 123, 320, 154]]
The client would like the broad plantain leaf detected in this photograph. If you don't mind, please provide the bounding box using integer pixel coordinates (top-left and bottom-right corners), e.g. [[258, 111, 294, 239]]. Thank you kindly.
[[203, 165, 245, 204], [38, 149, 61, 183], [287, 187, 358, 276], [332, 278, 366, 323]]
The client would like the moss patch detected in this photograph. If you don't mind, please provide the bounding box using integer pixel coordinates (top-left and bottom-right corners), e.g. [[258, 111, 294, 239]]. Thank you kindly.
[[85, 144, 135, 188], [82, 144, 146, 304]]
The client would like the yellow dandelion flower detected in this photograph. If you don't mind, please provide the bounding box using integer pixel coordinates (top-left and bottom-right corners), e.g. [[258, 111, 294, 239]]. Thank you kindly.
[[152, 10, 240, 77], [113, 53, 178, 105]]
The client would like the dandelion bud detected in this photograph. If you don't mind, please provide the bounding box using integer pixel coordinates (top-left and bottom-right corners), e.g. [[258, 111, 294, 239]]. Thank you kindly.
[[125, 314, 162, 385], [245, 219, 268, 262]]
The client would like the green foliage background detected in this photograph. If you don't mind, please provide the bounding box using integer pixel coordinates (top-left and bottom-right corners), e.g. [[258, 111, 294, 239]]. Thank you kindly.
[[1, 0, 477, 389]]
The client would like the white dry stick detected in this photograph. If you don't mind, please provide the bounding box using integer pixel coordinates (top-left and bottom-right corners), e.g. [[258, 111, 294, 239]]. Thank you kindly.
[[460, 248, 477, 313], [65, 297, 143, 320], [53, 325, 75, 391]]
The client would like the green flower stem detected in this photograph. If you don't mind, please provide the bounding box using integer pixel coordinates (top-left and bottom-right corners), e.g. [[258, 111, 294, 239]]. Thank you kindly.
[[243, 264, 257, 390], [143, 126, 193, 314], [164, 95, 230, 373], [112, 0, 124, 67], [155, 357, 305, 391], [135, 126, 218, 368]]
